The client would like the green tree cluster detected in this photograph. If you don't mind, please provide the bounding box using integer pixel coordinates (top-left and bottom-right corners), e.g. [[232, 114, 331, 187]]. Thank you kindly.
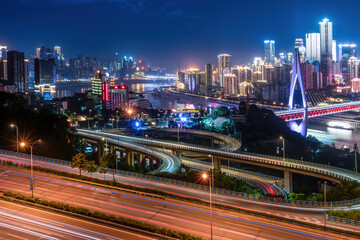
[[326, 180, 360, 201], [0, 92, 78, 160]]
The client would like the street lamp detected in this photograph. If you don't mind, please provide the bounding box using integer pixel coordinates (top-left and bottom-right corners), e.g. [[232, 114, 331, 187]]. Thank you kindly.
[[352, 144, 358, 173], [10, 124, 19, 153], [202, 172, 213, 240], [324, 181, 327, 227], [279, 136, 285, 160], [20, 139, 41, 197]]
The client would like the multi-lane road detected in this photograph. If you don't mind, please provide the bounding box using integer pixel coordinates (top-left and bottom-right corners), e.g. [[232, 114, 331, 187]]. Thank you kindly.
[[0, 152, 323, 223], [0, 200, 154, 240], [0, 165, 358, 239]]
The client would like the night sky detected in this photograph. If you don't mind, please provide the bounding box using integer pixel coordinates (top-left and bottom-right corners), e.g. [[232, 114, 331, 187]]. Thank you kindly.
[[1, 0, 359, 71]]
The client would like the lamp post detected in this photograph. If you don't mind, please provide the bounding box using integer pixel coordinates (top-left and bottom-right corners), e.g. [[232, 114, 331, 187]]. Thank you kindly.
[[178, 123, 180, 143], [20, 139, 41, 197], [88, 109, 92, 129], [280, 136, 285, 160], [111, 118, 115, 129], [202, 172, 213, 240], [10, 124, 19, 153], [353, 144, 358, 173], [324, 181, 327, 227]]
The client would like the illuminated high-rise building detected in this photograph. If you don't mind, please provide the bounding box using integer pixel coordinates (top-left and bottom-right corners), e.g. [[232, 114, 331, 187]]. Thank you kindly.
[[339, 44, 357, 81], [319, 18, 333, 87], [0, 46, 7, 59], [332, 40, 337, 61], [306, 33, 320, 62], [217, 54, 231, 87], [103, 85, 129, 110], [34, 58, 56, 84], [6, 51, 29, 92], [320, 18, 333, 60], [264, 40, 275, 65], [54, 46, 61, 55], [295, 38, 306, 57], [92, 70, 103, 96], [348, 57, 359, 79], [287, 53, 294, 63], [205, 63, 213, 86]]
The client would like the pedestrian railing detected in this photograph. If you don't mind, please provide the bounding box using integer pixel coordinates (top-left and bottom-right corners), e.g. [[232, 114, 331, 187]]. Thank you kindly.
[[327, 214, 359, 227]]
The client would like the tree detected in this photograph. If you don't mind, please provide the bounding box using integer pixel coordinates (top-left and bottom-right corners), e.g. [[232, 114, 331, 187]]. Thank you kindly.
[[71, 153, 87, 175], [327, 180, 360, 201], [85, 160, 98, 178], [100, 153, 117, 181]]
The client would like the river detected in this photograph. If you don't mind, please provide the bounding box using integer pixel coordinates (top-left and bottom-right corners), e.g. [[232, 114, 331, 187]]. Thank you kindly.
[[57, 80, 360, 147]]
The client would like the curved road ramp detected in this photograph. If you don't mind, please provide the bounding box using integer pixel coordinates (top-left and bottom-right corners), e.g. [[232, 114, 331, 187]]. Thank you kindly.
[[77, 131, 181, 173]]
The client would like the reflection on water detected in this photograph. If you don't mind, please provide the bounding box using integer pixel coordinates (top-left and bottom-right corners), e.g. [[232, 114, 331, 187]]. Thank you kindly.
[[56, 88, 91, 98], [327, 127, 353, 140], [307, 124, 360, 148], [55, 80, 360, 147]]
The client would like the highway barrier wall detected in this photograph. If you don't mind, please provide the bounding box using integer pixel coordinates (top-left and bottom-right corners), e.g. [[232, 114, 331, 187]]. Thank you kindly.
[[1, 149, 360, 209]]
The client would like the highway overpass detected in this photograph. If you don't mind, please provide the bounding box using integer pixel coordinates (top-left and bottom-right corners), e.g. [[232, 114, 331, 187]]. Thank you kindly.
[[79, 129, 360, 193], [78, 131, 181, 173]]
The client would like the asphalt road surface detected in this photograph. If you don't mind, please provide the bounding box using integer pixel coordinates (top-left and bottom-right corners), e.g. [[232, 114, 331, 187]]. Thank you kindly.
[[0, 200, 156, 240], [0, 167, 357, 240]]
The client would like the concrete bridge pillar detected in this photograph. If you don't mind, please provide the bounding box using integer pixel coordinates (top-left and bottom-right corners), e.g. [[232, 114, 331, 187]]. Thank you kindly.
[[284, 170, 293, 193], [172, 150, 182, 157], [139, 154, 144, 165], [109, 145, 115, 154], [213, 157, 221, 172], [149, 158, 154, 169], [126, 151, 134, 166], [155, 159, 160, 168], [141, 156, 147, 168], [97, 141, 104, 160]]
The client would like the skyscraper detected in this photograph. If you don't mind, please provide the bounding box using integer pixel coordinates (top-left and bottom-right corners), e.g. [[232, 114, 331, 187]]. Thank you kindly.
[[0, 46, 7, 59], [339, 44, 357, 81], [348, 57, 359, 79], [332, 40, 337, 61], [217, 54, 231, 87], [54, 46, 61, 56], [320, 18, 333, 59], [6, 51, 28, 92], [306, 33, 321, 62], [264, 40, 275, 65], [319, 18, 333, 87], [92, 70, 103, 96], [205, 64, 213, 86], [34, 58, 56, 84], [295, 38, 306, 57]]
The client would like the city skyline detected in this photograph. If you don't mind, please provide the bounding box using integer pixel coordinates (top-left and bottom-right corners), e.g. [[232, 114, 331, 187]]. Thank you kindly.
[[2, 0, 360, 71]]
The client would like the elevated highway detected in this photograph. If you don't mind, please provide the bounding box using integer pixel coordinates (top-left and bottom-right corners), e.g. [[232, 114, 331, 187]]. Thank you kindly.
[[137, 128, 241, 152], [78, 129, 360, 193], [78, 131, 181, 173]]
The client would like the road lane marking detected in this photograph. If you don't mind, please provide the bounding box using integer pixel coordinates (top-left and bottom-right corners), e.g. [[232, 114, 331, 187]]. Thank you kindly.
[[0, 222, 58, 240], [7, 233, 30, 240], [0, 201, 153, 240], [225, 221, 259, 231], [153, 205, 182, 213]]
